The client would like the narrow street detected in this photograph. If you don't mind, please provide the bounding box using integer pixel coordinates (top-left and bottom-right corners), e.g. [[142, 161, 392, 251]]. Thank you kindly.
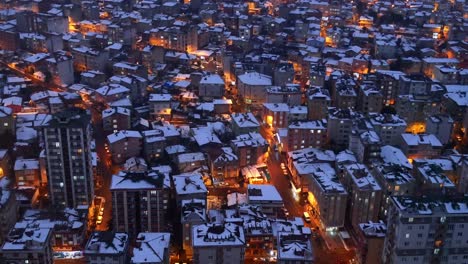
[[90, 103, 114, 231], [261, 122, 356, 264]]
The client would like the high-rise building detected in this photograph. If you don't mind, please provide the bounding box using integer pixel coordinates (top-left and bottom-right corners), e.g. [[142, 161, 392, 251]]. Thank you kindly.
[[42, 108, 94, 208], [383, 196, 468, 264]]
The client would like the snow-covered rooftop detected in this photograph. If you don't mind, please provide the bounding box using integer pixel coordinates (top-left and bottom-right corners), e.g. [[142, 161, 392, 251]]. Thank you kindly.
[[111, 170, 170, 190], [14, 158, 39, 171], [231, 113, 260, 128], [173, 173, 207, 196], [345, 163, 381, 191], [107, 130, 142, 144], [131, 233, 170, 263], [401, 133, 442, 147], [238, 72, 272, 86], [85, 232, 128, 255], [192, 223, 245, 247], [247, 184, 283, 203]]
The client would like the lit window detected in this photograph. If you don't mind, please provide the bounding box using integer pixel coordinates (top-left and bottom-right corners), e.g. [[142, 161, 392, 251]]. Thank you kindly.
[[3, 123, 7, 126], [408, 217, 413, 222], [55, 142, 60, 147], [405, 233, 410, 238]]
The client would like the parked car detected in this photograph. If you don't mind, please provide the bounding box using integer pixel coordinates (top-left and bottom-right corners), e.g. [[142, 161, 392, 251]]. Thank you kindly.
[[303, 212, 311, 223]]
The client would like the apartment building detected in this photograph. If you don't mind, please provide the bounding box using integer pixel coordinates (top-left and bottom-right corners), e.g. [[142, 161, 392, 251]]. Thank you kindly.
[[208, 147, 239, 181], [42, 108, 94, 208], [383, 196, 468, 264], [277, 232, 314, 264], [327, 108, 361, 148], [102, 107, 131, 134], [173, 172, 208, 207], [142, 129, 167, 161], [425, 114, 454, 145], [230, 132, 269, 167], [262, 103, 289, 129], [343, 164, 382, 232], [192, 222, 246, 264], [181, 199, 207, 258], [148, 23, 197, 52], [113, 62, 147, 78], [368, 113, 407, 146], [231, 112, 260, 136], [95, 83, 131, 103], [111, 169, 171, 238], [413, 159, 456, 193], [148, 94, 172, 121], [14, 158, 40, 187], [374, 70, 405, 105], [131, 233, 171, 264], [176, 152, 206, 173], [332, 77, 357, 109], [107, 130, 143, 164], [266, 85, 302, 106], [356, 221, 386, 264], [18, 208, 87, 250], [0, 226, 53, 264], [199, 74, 225, 100], [349, 130, 382, 164], [307, 88, 331, 120], [247, 184, 284, 218], [286, 147, 336, 188], [0, 105, 15, 136], [71, 46, 109, 72], [399, 133, 443, 160], [284, 120, 327, 152], [237, 72, 272, 105], [357, 82, 384, 114], [300, 163, 348, 230], [84, 232, 129, 264]]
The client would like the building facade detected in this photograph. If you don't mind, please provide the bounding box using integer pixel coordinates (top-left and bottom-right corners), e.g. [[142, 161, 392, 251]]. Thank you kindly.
[[42, 108, 94, 208], [111, 170, 171, 238]]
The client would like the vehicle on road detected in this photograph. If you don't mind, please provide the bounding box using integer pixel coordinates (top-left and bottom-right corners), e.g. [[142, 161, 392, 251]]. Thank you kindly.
[[303, 212, 311, 223]]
